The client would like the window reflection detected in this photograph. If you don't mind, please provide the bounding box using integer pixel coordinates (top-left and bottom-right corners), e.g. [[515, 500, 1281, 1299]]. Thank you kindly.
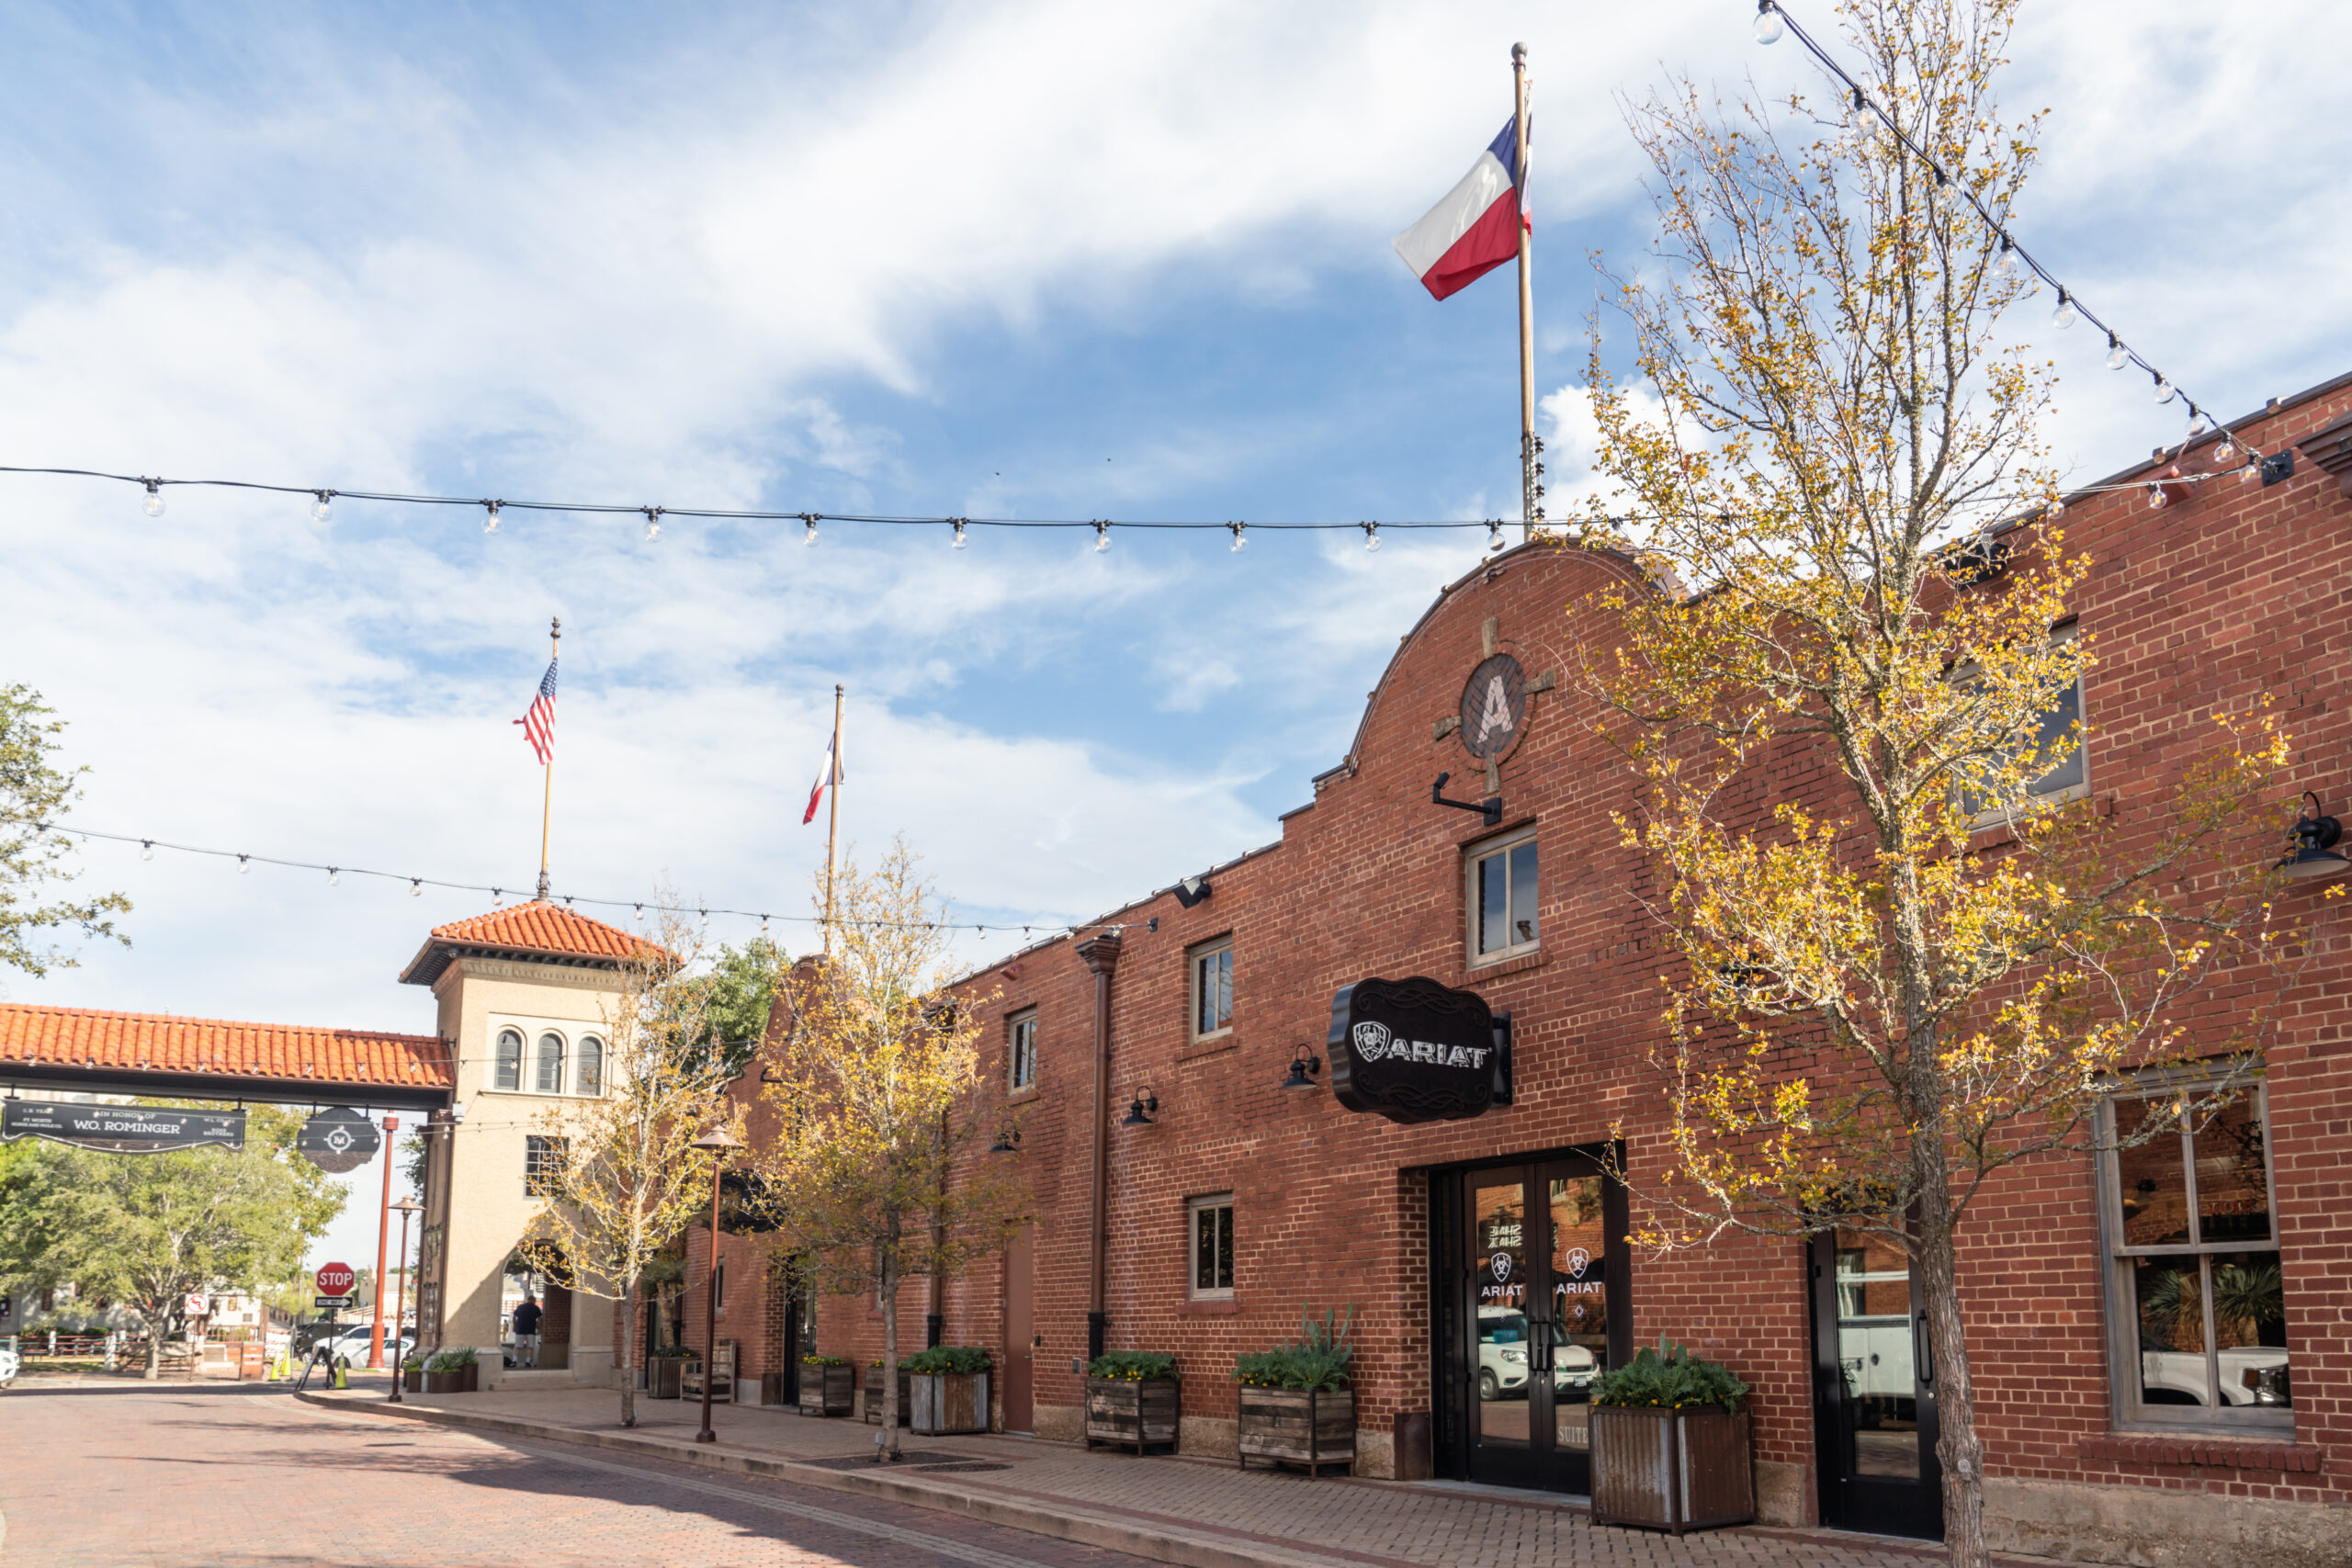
[[2194, 1100, 2271, 1245], [2115, 1098, 2191, 1246], [1834, 1229, 1920, 1479]]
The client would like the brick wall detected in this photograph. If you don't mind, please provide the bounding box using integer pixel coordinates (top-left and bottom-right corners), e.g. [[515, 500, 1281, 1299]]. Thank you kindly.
[[783, 379, 2352, 1537]]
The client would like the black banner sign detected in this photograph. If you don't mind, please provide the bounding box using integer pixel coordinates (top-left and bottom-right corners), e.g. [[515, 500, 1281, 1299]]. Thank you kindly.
[[1, 1100, 246, 1153], [1328, 976, 1513, 1124], [297, 1107, 381, 1173]]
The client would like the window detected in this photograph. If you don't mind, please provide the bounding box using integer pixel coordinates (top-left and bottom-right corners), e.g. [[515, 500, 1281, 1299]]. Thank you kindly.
[[575, 1035, 605, 1097], [524, 1135, 568, 1196], [1469, 830, 1539, 963], [1961, 626, 2087, 823], [1190, 1194, 1235, 1298], [1191, 939, 1234, 1039], [1008, 1010, 1038, 1092], [535, 1032, 565, 1094], [493, 1029, 524, 1092], [2099, 1080, 2289, 1427], [714, 1260, 727, 1312]]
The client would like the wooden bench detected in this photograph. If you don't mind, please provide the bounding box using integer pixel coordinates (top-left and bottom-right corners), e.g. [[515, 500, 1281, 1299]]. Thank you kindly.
[[682, 1338, 737, 1404]]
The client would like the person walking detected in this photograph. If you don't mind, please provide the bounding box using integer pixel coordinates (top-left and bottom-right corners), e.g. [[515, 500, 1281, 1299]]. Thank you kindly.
[[511, 1296, 543, 1369]]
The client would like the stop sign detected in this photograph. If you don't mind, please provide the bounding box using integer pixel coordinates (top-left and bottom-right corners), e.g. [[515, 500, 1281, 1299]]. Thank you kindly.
[[315, 1261, 356, 1296]]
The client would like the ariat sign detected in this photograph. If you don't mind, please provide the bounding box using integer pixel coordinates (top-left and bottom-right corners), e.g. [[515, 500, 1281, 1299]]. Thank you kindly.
[[1327, 976, 1512, 1124]]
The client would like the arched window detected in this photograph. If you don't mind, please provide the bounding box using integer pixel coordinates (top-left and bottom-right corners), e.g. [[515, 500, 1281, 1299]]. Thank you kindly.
[[575, 1035, 605, 1097], [494, 1029, 523, 1092], [535, 1032, 565, 1094]]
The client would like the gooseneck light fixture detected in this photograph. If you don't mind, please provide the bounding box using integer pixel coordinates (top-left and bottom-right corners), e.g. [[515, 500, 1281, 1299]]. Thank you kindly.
[[1282, 1048, 1323, 1090], [1430, 772, 1504, 828], [1121, 1088, 1158, 1127]]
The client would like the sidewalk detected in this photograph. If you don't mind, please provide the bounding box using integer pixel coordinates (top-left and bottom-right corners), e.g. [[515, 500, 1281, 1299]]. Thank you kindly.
[[296, 1382, 2047, 1568]]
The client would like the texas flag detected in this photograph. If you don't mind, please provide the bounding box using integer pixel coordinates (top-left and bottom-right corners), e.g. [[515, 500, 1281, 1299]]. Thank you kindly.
[[1391, 118, 1528, 300], [802, 732, 842, 825]]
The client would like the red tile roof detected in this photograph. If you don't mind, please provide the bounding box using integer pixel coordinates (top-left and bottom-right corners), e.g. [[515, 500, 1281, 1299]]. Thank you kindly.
[[0, 1003, 451, 1089], [399, 899, 652, 986]]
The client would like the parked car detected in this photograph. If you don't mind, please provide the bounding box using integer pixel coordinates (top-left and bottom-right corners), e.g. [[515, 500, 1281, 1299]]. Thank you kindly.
[[2141, 1347, 2289, 1406], [311, 1326, 414, 1362], [1478, 1308, 1598, 1398], [0, 1337, 18, 1387]]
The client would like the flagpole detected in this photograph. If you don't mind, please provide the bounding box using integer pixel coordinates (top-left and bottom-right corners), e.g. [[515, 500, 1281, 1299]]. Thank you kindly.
[[537, 616, 559, 901], [821, 684, 842, 954], [1512, 42, 1539, 541]]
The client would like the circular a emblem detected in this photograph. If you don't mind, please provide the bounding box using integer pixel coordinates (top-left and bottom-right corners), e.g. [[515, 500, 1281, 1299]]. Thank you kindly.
[[1489, 1252, 1513, 1283], [1565, 1247, 1590, 1279], [1459, 655, 1527, 761], [1351, 1021, 1393, 1063]]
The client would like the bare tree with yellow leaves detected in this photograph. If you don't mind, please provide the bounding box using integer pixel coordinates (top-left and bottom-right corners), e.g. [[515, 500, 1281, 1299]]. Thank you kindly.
[[1571, 4, 2301, 1562], [522, 904, 745, 1429], [752, 840, 1023, 1459]]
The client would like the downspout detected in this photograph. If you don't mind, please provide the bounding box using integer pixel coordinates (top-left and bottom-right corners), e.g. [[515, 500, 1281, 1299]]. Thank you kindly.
[[1076, 932, 1123, 1362]]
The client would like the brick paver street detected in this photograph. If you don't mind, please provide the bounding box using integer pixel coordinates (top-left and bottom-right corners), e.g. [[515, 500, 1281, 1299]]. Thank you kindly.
[[0, 1379, 2061, 1568], [0, 1382, 1174, 1567]]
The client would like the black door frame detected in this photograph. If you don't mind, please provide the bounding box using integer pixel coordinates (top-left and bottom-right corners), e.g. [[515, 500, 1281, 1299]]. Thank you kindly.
[[1430, 1145, 1631, 1493], [1807, 1229, 1944, 1540]]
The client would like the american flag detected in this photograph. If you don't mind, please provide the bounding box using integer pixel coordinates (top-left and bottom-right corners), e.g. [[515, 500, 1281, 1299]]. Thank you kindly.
[[515, 659, 558, 764]]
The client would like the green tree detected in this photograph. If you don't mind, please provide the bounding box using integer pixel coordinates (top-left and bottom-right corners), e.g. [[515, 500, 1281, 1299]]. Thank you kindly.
[[0, 684, 130, 983], [695, 935, 789, 1078], [0, 1105, 344, 1377]]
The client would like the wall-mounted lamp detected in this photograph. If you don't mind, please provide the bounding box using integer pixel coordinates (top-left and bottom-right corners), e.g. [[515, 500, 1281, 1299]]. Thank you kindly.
[[1174, 875, 1212, 908], [1121, 1088, 1159, 1127], [2280, 792, 2347, 880], [1430, 773, 1502, 828], [989, 1123, 1022, 1156], [1282, 1048, 1323, 1090]]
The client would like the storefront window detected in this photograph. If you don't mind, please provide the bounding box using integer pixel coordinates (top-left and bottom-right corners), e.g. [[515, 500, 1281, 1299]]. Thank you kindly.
[[1469, 832, 1538, 963], [2101, 1082, 2290, 1427]]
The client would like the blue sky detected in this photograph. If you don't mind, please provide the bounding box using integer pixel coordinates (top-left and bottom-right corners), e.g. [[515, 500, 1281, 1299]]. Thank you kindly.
[[2, 1, 2348, 1260]]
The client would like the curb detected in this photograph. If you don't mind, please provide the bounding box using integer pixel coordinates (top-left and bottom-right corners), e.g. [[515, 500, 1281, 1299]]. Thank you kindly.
[[291, 1391, 1368, 1568]]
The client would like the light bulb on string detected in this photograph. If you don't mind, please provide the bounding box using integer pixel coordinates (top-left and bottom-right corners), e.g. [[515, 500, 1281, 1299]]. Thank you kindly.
[[140, 840, 153, 861], [802, 515, 819, 547], [2240, 455, 2262, 483], [410, 878, 423, 897], [2044, 494, 2066, 519], [1092, 521, 1112, 554], [1227, 522, 1247, 553], [2146, 484, 2168, 511], [2213, 439, 2235, 464], [2052, 292, 2075, 330], [141, 479, 164, 517], [2106, 335, 2127, 371], [1753, 1, 1784, 43], [1996, 238, 2019, 280], [311, 491, 334, 524], [237, 854, 250, 874], [952, 519, 968, 550], [1487, 521, 1506, 553], [1363, 522, 1381, 552], [2186, 409, 2209, 440], [2154, 375, 2176, 405], [483, 502, 503, 536], [326, 867, 340, 886], [642, 507, 662, 543]]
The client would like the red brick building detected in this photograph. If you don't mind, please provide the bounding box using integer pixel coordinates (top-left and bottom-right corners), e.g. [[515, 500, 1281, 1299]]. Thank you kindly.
[[686, 376, 2352, 1565]]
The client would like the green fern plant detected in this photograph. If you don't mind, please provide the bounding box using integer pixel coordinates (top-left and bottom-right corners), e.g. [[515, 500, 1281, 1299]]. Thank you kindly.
[[1589, 1337, 1747, 1413]]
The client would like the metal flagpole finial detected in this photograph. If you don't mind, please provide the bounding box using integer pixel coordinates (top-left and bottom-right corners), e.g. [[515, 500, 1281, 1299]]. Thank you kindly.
[[1512, 40, 1526, 66], [550, 615, 560, 642]]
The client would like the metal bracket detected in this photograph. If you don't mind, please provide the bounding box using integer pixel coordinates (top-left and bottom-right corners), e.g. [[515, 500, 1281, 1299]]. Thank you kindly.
[[1430, 773, 1502, 827]]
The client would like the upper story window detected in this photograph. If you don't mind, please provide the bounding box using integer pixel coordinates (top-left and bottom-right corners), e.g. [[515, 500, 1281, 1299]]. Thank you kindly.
[[2098, 1078, 2289, 1428], [524, 1134, 568, 1196], [1469, 829, 1538, 964], [487, 1020, 605, 1098], [1191, 938, 1234, 1040], [1008, 1010, 1038, 1093], [1961, 625, 2087, 824], [575, 1036, 605, 1097], [535, 1032, 566, 1094], [1190, 1193, 1235, 1299]]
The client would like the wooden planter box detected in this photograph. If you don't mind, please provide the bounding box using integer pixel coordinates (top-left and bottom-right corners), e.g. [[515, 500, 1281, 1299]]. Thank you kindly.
[[863, 1365, 913, 1425], [1237, 1385, 1354, 1477], [422, 1362, 479, 1394], [1084, 1376, 1179, 1455], [798, 1364, 855, 1416], [1589, 1406, 1755, 1534], [910, 1371, 990, 1434], [401, 1363, 423, 1393], [649, 1357, 685, 1399]]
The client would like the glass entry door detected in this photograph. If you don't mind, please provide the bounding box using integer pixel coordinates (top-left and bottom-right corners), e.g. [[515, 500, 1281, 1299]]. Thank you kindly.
[[1809, 1228, 1943, 1540], [1464, 1158, 1623, 1491]]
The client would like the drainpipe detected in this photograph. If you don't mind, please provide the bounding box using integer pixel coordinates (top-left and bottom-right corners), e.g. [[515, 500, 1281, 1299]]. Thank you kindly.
[[1076, 932, 1123, 1362]]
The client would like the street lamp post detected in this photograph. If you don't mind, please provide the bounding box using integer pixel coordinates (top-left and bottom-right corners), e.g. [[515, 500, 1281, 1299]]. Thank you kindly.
[[388, 1194, 422, 1404], [368, 1115, 400, 1369], [690, 1125, 743, 1445]]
